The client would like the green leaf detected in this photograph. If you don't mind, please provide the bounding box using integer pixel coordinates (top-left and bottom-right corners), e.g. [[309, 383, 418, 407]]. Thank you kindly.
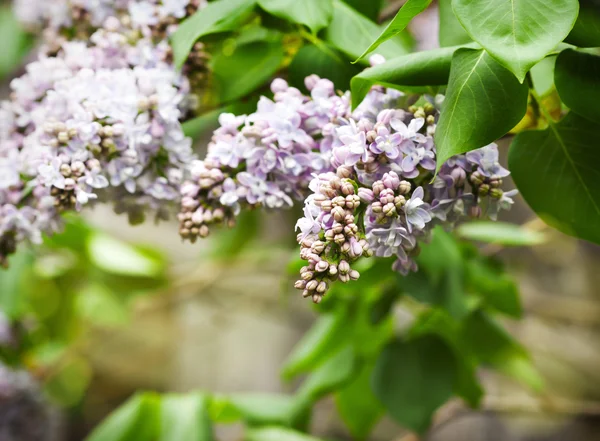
[[86, 233, 163, 277], [288, 44, 361, 92], [461, 310, 544, 391], [342, 0, 384, 21], [350, 45, 466, 109], [245, 427, 324, 441], [0, 6, 33, 79], [325, 0, 411, 65], [566, 0, 600, 47], [438, 0, 472, 47], [281, 311, 350, 380], [45, 356, 93, 406], [76, 282, 130, 327], [171, 0, 256, 69], [211, 39, 285, 103], [530, 56, 557, 97], [183, 100, 259, 139], [159, 393, 214, 441], [294, 345, 357, 408], [0, 250, 33, 318], [509, 112, 600, 245], [452, 0, 579, 82], [257, 0, 333, 33], [457, 221, 546, 246], [86, 393, 161, 441], [355, 0, 432, 62], [371, 336, 456, 434], [434, 48, 528, 167], [223, 393, 296, 426], [335, 364, 384, 441], [466, 259, 522, 318], [555, 49, 600, 125]]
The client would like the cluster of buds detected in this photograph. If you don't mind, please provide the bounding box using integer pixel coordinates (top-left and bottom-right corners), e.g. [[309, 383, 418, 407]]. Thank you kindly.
[[294, 171, 373, 302]]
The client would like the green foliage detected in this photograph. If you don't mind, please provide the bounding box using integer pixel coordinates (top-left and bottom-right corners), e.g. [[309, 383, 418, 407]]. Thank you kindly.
[[509, 112, 600, 244], [171, 0, 256, 68], [438, 0, 471, 47], [0, 6, 33, 79], [245, 427, 324, 441], [159, 394, 215, 441], [451, 0, 579, 82], [434, 48, 529, 167], [325, 0, 411, 65], [341, 0, 385, 21], [555, 49, 600, 124], [456, 221, 546, 247], [372, 336, 457, 434], [257, 0, 333, 33], [566, 0, 600, 47]]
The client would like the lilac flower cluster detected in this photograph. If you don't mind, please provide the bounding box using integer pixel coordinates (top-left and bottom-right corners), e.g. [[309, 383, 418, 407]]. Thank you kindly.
[[178, 76, 351, 241], [294, 90, 517, 302], [1, 1, 206, 265]]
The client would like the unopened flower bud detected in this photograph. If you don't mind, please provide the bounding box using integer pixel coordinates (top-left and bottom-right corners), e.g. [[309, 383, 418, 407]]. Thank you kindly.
[[334, 233, 345, 245], [311, 240, 325, 254], [371, 201, 383, 213], [321, 200, 333, 212], [450, 167, 466, 187], [294, 280, 306, 290], [394, 195, 406, 209], [302, 271, 314, 281], [324, 229, 335, 242], [339, 260, 350, 274], [332, 196, 346, 207], [383, 203, 396, 217], [349, 270, 360, 281], [316, 281, 328, 293], [358, 188, 374, 203], [398, 180, 411, 195], [470, 171, 484, 186], [372, 180, 385, 196], [332, 222, 344, 234], [478, 184, 490, 196], [340, 181, 355, 195], [329, 265, 338, 276], [57, 131, 69, 143], [315, 260, 329, 272], [306, 280, 319, 291], [336, 166, 353, 179], [332, 206, 346, 222], [490, 188, 503, 199], [312, 294, 322, 303], [382, 171, 400, 190]]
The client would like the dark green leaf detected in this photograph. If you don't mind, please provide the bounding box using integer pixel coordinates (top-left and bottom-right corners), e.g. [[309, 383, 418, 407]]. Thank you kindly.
[[555, 49, 600, 125], [355, 0, 432, 62], [457, 221, 546, 246], [452, 0, 579, 81], [408, 309, 483, 407], [372, 336, 456, 434], [288, 44, 361, 92], [335, 364, 384, 440], [342, 0, 384, 21], [211, 40, 285, 103], [245, 427, 324, 441], [257, 0, 333, 33], [435, 48, 528, 167], [171, 0, 256, 69], [86, 394, 161, 441], [438, 0, 472, 47], [461, 310, 544, 391], [0, 6, 33, 79], [466, 259, 522, 318], [350, 45, 467, 108], [566, 0, 600, 47], [159, 393, 214, 441], [509, 112, 600, 245], [325, 0, 410, 65], [282, 311, 350, 380]]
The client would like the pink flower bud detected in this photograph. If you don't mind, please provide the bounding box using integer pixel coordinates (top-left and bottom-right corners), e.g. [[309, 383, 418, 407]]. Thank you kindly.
[[358, 188, 374, 203]]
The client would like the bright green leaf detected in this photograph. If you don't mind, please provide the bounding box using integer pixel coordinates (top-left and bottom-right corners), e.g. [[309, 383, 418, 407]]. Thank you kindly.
[[86, 393, 161, 441], [288, 44, 361, 92], [325, 0, 411, 65], [87, 233, 163, 277], [76, 282, 130, 327], [461, 310, 544, 391], [282, 312, 350, 380], [171, 0, 256, 69], [159, 393, 214, 441], [211, 39, 284, 103], [457, 221, 546, 246], [452, 0, 579, 81], [466, 259, 522, 318], [566, 0, 600, 47], [434, 48, 528, 167], [0, 250, 33, 318], [335, 364, 384, 440], [371, 336, 456, 434], [350, 45, 467, 108], [530, 56, 557, 97], [45, 356, 93, 407], [224, 393, 295, 426], [355, 0, 431, 62], [509, 112, 600, 245], [245, 427, 324, 441], [257, 0, 333, 33], [555, 49, 600, 124], [438, 0, 472, 47]]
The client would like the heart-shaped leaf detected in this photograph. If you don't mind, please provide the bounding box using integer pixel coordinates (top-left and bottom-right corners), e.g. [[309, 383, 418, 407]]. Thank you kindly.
[[509, 112, 600, 244], [438, 0, 472, 47], [452, 0, 579, 81], [555, 49, 600, 124], [435, 48, 528, 167]]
